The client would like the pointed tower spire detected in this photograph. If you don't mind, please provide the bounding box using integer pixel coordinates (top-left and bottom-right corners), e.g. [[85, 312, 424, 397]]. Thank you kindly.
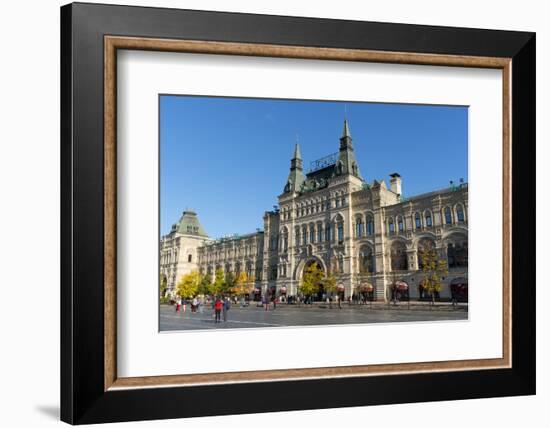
[[337, 118, 363, 180], [294, 142, 302, 160], [342, 119, 351, 139], [283, 141, 305, 194]]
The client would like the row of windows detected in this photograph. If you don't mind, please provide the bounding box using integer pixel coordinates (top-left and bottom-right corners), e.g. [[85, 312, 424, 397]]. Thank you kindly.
[[355, 216, 375, 238], [160, 252, 193, 264], [385, 205, 466, 235], [279, 194, 350, 220], [201, 244, 261, 262], [390, 237, 468, 271], [204, 265, 263, 281], [292, 222, 345, 246]]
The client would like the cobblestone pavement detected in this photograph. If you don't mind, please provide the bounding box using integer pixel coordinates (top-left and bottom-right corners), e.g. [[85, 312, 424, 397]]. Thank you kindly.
[[160, 302, 468, 331]]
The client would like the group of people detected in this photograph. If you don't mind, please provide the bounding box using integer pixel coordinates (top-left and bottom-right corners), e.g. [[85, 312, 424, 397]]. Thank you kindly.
[[213, 296, 231, 323], [175, 296, 204, 313], [174, 296, 232, 324]]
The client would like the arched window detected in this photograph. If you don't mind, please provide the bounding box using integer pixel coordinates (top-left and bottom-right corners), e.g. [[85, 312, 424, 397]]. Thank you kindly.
[[302, 226, 308, 245], [281, 227, 289, 252], [359, 245, 375, 273], [337, 222, 344, 244], [365, 215, 374, 235], [415, 212, 422, 229], [397, 216, 404, 232], [390, 241, 408, 271], [325, 223, 332, 241], [417, 238, 436, 269], [356, 218, 363, 238], [456, 204, 465, 222], [317, 224, 323, 242], [295, 227, 300, 247], [444, 207, 453, 224], [188, 254, 192, 263], [388, 218, 395, 234], [425, 211, 433, 227], [309, 225, 315, 244]]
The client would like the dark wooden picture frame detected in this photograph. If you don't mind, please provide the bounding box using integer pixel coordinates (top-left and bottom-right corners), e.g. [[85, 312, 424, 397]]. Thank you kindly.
[[61, 2, 535, 424]]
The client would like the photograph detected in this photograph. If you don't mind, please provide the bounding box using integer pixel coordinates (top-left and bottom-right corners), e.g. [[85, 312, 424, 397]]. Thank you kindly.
[[159, 96, 469, 331], [53, 1, 536, 424]]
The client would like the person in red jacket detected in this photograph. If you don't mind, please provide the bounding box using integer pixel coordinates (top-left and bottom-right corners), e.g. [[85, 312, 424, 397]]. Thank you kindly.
[[214, 297, 223, 324]]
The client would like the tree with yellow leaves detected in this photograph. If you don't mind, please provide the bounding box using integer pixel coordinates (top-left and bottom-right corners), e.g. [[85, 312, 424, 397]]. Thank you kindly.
[[321, 271, 337, 296], [232, 271, 253, 297], [176, 271, 200, 299], [419, 247, 449, 306], [299, 262, 323, 300]]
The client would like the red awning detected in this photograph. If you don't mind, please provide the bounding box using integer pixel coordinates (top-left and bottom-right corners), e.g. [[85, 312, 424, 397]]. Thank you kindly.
[[360, 282, 374, 292], [394, 280, 408, 290]]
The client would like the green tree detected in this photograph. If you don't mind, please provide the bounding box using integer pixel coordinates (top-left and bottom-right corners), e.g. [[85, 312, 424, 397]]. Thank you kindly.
[[223, 272, 236, 295], [322, 271, 337, 295], [176, 271, 200, 299], [198, 273, 212, 296], [419, 247, 449, 305], [300, 263, 323, 299], [210, 268, 225, 296]]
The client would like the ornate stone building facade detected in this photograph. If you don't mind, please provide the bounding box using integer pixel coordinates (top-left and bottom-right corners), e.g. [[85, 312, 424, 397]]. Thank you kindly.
[[160, 210, 212, 296], [167, 120, 468, 301]]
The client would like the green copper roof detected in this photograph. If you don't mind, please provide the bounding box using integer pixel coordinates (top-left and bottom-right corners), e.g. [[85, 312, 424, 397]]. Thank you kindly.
[[174, 210, 209, 237]]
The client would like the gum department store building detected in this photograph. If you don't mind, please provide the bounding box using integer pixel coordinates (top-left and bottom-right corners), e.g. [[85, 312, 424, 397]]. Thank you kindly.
[[160, 120, 468, 302]]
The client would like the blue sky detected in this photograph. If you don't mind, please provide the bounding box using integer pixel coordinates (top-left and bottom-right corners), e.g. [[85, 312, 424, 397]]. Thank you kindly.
[[160, 95, 468, 238]]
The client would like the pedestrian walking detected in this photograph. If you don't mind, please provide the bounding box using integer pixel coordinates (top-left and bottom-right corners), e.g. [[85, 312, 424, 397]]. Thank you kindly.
[[272, 296, 277, 310], [192, 297, 198, 313], [264, 295, 268, 311], [175, 299, 180, 312], [223, 297, 231, 322], [198, 297, 204, 314], [182, 298, 187, 312], [214, 297, 222, 323], [327, 296, 331, 309]]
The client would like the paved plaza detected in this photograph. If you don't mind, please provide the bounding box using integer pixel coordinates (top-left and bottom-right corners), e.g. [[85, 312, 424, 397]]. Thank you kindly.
[[159, 302, 468, 331]]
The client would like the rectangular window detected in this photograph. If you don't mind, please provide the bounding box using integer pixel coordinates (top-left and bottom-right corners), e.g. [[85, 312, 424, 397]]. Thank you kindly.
[[310, 229, 315, 243], [318, 228, 323, 242]]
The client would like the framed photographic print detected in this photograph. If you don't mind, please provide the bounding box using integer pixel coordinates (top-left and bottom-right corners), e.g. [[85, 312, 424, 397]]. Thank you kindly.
[[60, 2, 535, 424]]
